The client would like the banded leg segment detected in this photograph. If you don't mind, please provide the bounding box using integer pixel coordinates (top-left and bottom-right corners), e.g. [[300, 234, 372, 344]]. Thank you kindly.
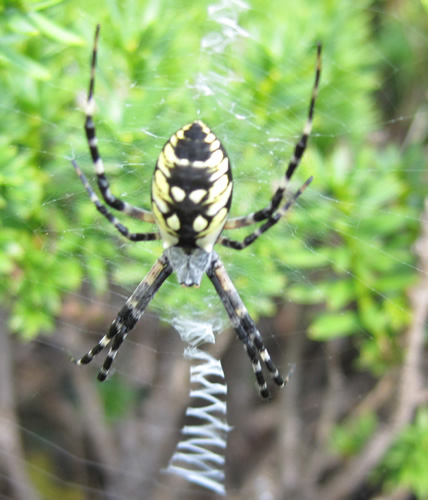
[[84, 24, 154, 223], [73, 254, 173, 380], [219, 176, 313, 250], [72, 159, 160, 242], [207, 253, 285, 399], [225, 43, 321, 230]]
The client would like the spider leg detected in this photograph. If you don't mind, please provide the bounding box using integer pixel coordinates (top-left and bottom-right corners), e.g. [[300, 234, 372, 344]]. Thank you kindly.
[[73, 254, 173, 380], [207, 253, 288, 399], [225, 43, 321, 230], [72, 159, 160, 242], [84, 24, 154, 223], [219, 176, 312, 250]]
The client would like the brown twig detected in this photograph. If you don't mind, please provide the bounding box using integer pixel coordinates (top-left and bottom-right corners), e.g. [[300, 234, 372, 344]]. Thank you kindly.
[[0, 321, 40, 500]]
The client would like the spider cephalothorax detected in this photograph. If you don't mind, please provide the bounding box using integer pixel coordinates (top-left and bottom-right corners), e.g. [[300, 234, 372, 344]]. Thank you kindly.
[[72, 25, 321, 399]]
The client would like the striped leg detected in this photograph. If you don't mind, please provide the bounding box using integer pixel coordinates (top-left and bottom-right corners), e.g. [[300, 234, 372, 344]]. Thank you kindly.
[[219, 176, 313, 250], [225, 43, 321, 230], [73, 254, 173, 380], [207, 253, 287, 399], [72, 159, 160, 242], [84, 24, 154, 223]]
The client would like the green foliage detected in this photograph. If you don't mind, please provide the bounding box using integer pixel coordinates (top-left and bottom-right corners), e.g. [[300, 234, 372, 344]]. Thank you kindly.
[[330, 412, 377, 457], [379, 410, 428, 498], [0, 104, 83, 337], [98, 377, 138, 421], [288, 142, 422, 374], [375, 1, 428, 124]]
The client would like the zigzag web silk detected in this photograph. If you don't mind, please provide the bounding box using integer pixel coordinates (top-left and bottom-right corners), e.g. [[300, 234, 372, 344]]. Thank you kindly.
[[163, 319, 232, 495]]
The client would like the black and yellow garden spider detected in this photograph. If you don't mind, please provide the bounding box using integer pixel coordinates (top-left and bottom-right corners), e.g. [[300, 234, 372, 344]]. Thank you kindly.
[[72, 25, 321, 399]]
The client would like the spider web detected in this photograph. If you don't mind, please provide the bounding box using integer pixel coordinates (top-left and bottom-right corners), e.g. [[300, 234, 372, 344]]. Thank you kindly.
[[3, 1, 428, 500]]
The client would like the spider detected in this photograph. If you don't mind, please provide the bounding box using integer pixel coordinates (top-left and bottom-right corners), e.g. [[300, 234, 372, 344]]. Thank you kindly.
[[72, 25, 321, 399]]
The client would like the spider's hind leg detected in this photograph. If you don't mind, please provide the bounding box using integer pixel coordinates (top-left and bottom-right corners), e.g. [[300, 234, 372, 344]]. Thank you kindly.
[[73, 255, 173, 380], [73, 302, 135, 381], [207, 253, 286, 399]]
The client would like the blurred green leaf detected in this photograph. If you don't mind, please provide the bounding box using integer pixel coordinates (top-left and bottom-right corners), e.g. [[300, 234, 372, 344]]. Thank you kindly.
[[331, 412, 377, 456], [324, 279, 354, 310], [0, 44, 51, 79], [27, 12, 84, 45], [380, 410, 428, 497], [309, 311, 360, 340], [287, 283, 325, 305]]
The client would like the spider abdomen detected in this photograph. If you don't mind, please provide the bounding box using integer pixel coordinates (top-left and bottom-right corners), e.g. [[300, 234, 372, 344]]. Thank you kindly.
[[151, 120, 233, 252]]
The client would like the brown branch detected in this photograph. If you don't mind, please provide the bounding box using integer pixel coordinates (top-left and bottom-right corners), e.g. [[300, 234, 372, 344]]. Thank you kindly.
[[279, 325, 305, 495], [303, 338, 347, 487], [0, 322, 40, 500]]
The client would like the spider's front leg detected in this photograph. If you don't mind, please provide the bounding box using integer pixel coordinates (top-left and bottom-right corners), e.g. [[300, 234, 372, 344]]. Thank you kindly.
[[206, 253, 288, 399], [73, 255, 172, 380], [219, 175, 313, 250], [83, 24, 155, 223], [224, 43, 321, 231]]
